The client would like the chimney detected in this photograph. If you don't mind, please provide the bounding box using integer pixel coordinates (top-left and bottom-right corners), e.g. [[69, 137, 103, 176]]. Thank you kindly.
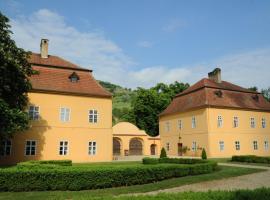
[[40, 39, 49, 58], [208, 68, 222, 83]]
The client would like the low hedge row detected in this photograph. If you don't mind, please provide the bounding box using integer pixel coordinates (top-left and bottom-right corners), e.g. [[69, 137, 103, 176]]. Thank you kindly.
[[232, 155, 270, 164], [0, 162, 217, 191], [16, 160, 72, 169], [142, 157, 207, 164]]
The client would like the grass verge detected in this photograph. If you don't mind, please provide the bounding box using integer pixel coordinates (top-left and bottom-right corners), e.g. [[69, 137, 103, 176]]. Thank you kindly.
[[0, 166, 265, 200]]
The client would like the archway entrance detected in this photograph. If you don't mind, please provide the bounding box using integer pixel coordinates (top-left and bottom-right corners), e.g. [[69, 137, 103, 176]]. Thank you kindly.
[[113, 137, 121, 156], [129, 138, 143, 155], [150, 144, 157, 155]]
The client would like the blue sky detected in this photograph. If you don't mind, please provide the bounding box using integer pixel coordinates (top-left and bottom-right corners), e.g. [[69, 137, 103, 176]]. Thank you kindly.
[[1, 0, 270, 89]]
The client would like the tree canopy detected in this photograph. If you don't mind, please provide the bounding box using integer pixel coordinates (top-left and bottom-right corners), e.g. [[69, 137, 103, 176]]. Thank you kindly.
[[0, 12, 34, 141]]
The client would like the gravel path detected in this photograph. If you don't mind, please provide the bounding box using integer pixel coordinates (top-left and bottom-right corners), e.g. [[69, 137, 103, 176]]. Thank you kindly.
[[132, 163, 270, 196]]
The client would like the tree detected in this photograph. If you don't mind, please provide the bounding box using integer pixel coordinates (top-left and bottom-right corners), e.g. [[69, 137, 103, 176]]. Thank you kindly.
[[262, 87, 270, 102], [160, 147, 167, 158], [248, 86, 258, 92], [201, 148, 207, 160], [0, 12, 34, 141], [132, 82, 189, 136]]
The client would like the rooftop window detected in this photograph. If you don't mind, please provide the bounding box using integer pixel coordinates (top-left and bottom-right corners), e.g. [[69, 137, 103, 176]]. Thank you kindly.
[[69, 72, 80, 83]]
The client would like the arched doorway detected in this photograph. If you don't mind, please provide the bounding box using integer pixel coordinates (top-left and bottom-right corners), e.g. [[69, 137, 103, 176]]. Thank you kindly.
[[113, 137, 122, 156], [129, 138, 143, 155], [150, 144, 157, 155]]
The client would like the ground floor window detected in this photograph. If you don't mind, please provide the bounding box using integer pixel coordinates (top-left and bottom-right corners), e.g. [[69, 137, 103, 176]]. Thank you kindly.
[[59, 141, 68, 155], [192, 141, 197, 151], [219, 141, 224, 151], [253, 141, 258, 150], [235, 141, 240, 151], [0, 140, 12, 156], [166, 142, 170, 151], [264, 140, 269, 151], [25, 140, 36, 156], [88, 141, 97, 155]]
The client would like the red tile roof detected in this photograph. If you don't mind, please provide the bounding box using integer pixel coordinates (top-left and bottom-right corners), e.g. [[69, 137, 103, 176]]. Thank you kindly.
[[28, 53, 111, 98], [160, 78, 270, 116]]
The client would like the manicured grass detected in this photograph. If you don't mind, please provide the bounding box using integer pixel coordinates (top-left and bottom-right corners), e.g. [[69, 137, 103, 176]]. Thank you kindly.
[[0, 166, 264, 200]]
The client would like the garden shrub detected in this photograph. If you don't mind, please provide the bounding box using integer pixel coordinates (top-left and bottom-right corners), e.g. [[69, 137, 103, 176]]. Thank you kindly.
[[160, 147, 167, 158], [17, 160, 72, 169], [231, 155, 270, 164], [201, 148, 207, 160], [142, 157, 160, 164], [0, 161, 217, 191]]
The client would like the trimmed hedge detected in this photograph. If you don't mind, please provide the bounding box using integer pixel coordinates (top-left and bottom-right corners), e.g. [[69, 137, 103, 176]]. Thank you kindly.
[[0, 161, 217, 191], [232, 155, 270, 164], [142, 157, 207, 165], [16, 160, 72, 169]]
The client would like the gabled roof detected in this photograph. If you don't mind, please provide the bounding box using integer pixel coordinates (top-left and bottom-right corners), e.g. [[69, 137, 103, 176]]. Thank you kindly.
[[160, 78, 270, 116], [28, 53, 111, 98]]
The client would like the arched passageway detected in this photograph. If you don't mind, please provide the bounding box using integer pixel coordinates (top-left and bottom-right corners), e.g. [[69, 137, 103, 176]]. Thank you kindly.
[[113, 137, 122, 156], [129, 138, 143, 155]]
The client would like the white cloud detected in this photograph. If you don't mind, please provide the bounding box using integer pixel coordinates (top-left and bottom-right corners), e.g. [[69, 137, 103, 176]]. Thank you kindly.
[[163, 18, 187, 32], [137, 41, 153, 48], [9, 9, 270, 90]]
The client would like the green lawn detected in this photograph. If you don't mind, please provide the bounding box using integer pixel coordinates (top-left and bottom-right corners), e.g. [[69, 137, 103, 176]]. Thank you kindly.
[[0, 166, 264, 200], [209, 158, 270, 167]]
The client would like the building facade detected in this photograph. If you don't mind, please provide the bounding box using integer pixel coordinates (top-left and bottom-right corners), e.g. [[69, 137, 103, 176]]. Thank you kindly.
[[1, 39, 113, 164], [112, 122, 160, 159], [159, 68, 270, 158]]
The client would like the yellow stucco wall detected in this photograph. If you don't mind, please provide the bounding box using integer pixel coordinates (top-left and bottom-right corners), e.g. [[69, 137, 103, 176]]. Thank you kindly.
[[159, 107, 270, 158], [1, 92, 112, 164], [112, 122, 160, 156]]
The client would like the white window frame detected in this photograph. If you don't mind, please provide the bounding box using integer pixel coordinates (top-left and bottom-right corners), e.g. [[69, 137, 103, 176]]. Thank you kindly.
[[59, 141, 69, 155], [191, 116, 196, 128], [235, 141, 240, 151], [178, 119, 182, 130], [0, 140, 12, 156], [262, 118, 266, 128], [264, 140, 269, 151], [89, 109, 98, 123], [192, 141, 197, 152], [88, 141, 97, 155], [233, 116, 239, 128], [28, 105, 40, 120], [217, 115, 223, 128], [165, 121, 170, 132], [219, 141, 224, 151], [250, 117, 255, 128], [166, 142, 170, 151], [253, 141, 258, 150], [60, 107, 71, 122], [25, 140, 37, 156]]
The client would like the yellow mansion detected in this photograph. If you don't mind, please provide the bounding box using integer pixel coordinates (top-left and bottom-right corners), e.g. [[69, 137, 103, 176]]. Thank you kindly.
[[1, 39, 113, 164], [159, 68, 270, 158]]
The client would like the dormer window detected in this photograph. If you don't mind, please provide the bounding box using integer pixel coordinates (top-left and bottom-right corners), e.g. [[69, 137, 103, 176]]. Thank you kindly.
[[69, 72, 80, 83]]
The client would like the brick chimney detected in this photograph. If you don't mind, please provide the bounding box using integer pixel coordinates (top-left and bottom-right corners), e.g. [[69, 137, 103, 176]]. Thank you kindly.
[[208, 68, 222, 83], [40, 39, 49, 58]]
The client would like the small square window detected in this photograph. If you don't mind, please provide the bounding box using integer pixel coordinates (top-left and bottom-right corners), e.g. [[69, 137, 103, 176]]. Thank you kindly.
[[25, 140, 36, 156], [253, 141, 258, 150], [250, 117, 255, 128], [60, 107, 70, 122], [219, 141, 224, 151], [59, 141, 68, 155], [89, 141, 97, 155], [217, 116, 223, 128], [0, 140, 12, 156], [89, 110, 98, 123], [29, 106, 39, 120], [235, 141, 240, 151]]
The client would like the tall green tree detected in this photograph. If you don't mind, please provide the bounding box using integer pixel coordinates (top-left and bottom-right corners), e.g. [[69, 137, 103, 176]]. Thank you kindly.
[[0, 12, 34, 141], [132, 81, 189, 136], [262, 87, 270, 102]]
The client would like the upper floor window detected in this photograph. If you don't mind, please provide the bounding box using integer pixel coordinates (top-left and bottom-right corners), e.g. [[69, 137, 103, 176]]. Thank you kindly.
[[166, 142, 170, 151], [264, 140, 269, 151], [217, 115, 223, 128], [0, 140, 12, 156], [250, 117, 255, 128], [219, 141, 224, 151], [192, 141, 197, 151], [178, 119, 182, 130], [235, 141, 240, 151], [25, 140, 36, 156], [29, 106, 39, 120], [165, 122, 170, 132], [233, 116, 239, 128], [69, 72, 80, 83], [59, 141, 68, 155], [60, 107, 70, 122], [262, 118, 266, 128], [88, 141, 97, 155], [253, 141, 258, 150], [191, 116, 196, 128], [89, 109, 98, 123]]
